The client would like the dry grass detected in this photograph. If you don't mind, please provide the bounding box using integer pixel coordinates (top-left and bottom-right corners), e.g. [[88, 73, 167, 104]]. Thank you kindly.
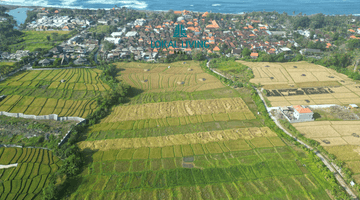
[[77, 127, 276, 151], [101, 98, 254, 123], [115, 61, 225, 92]]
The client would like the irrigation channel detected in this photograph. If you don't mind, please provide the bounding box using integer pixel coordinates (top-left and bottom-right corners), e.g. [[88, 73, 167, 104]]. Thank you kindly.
[[205, 59, 358, 199]]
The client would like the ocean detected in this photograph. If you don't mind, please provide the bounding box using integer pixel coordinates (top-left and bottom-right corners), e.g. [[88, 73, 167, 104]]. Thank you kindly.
[[1, 0, 360, 16]]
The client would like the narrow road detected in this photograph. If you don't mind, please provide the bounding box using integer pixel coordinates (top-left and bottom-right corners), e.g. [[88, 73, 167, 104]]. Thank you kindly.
[[255, 87, 358, 199]]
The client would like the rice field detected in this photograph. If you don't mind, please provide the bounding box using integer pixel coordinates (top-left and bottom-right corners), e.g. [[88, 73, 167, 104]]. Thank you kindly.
[[238, 61, 360, 106], [68, 142, 332, 200], [101, 97, 255, 123], [0, 95, 97, 117], [78, 127, 279, 151], [238, 61, 353, 87], [0, 68, 110, 91], [115, 61, 225, 92], [0, 147, 62, 200], [293, 121, 360, 187], [0, 68, 109, 117]]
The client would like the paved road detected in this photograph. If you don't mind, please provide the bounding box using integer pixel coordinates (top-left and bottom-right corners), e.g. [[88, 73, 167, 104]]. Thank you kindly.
[[255, 87, 358, 199]]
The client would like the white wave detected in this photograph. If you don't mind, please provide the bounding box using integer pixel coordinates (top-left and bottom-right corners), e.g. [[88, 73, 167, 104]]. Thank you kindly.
[[60, 0, 77, 6], [86, 0, 147, 9], [212, 4, 221, 6], [353, 14, 360, 16], [190, 5, 193, 6]]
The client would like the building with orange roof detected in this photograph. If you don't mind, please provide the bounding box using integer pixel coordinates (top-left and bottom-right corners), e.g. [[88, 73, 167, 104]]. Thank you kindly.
[[348, 29, 355, 32], [187, 27, 195, 31], [259, 27, 267, 30], [135, 25, 140, 28], [202, 11, 209, 17], [248, 25, 254, 29], [182, 10, 190, 14], [174, 11, 182, 14], [292, 105, 314, 122], [145, 28, 149, 31], [249, 34, 255, 37], [193, 19, 197, 21], [54, 10, 59, 14], [208, 50, 212, 53], [41, 8, 45, 10], [243, 27, 248, 30], [187, 21, 193, 25], [250, 53, 258, 58], [253, 29, 258, 32], [213, 46, 220, 51], [153, 48, 158, 52]]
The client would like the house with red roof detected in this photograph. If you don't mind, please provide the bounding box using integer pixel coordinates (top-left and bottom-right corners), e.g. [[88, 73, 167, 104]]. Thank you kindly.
[[293, 105, 314, 122]]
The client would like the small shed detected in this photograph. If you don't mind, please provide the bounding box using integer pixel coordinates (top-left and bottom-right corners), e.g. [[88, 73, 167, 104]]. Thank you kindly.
[[349, 104, 358, 109]]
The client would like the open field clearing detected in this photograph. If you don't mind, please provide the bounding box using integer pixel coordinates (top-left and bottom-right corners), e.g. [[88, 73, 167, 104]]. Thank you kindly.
[[238, 61, 360, 106], [0, 147, 62, 200], [101, 97, 254, 123], [9, 31, 71, 52], [0, 62, 18, 76], [0, 95, 97, 117], [115, 61, 225, 92], [67, 142, 332, 200], [78, 127, 279, 151]]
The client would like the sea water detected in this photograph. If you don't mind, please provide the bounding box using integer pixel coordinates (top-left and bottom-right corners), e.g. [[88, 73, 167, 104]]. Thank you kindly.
[[0, 0, 359, 16]]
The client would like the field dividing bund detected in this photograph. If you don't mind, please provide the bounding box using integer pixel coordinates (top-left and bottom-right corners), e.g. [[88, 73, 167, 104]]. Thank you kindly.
[[0, 147, 62, 200], [115, 60, 225, 93]]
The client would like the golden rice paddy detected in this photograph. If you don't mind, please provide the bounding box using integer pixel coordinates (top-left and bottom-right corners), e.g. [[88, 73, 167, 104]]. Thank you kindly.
[[77, 127, 278, 151], [101, 97, 254, 123], [115, 61, 225, 92]]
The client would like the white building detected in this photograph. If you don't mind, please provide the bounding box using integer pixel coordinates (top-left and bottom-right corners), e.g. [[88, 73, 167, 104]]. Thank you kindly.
[[104, 37, 121, 44], [111, 32, 123, 38], [125, 31, 138, 37], [293, 105, 313, 121]]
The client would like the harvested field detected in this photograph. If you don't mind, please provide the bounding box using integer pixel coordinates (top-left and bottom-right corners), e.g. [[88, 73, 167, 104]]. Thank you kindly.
[[101, 98, 254, 123], [78, 127, 277, 151], [239, 61, 360, 106], [294, 120, 360, 187], [293, 121, 360, 144], [115, 61, 225, 92]]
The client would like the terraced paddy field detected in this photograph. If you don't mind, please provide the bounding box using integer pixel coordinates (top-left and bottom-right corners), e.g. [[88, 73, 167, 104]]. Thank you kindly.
[[70, 136, 333, 200], [0, 68, 109, 117], [237, 61, 360, 106], [293, 121, 360, 187], [0, 147, 62, 200], [115, 61, 225, 92]]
